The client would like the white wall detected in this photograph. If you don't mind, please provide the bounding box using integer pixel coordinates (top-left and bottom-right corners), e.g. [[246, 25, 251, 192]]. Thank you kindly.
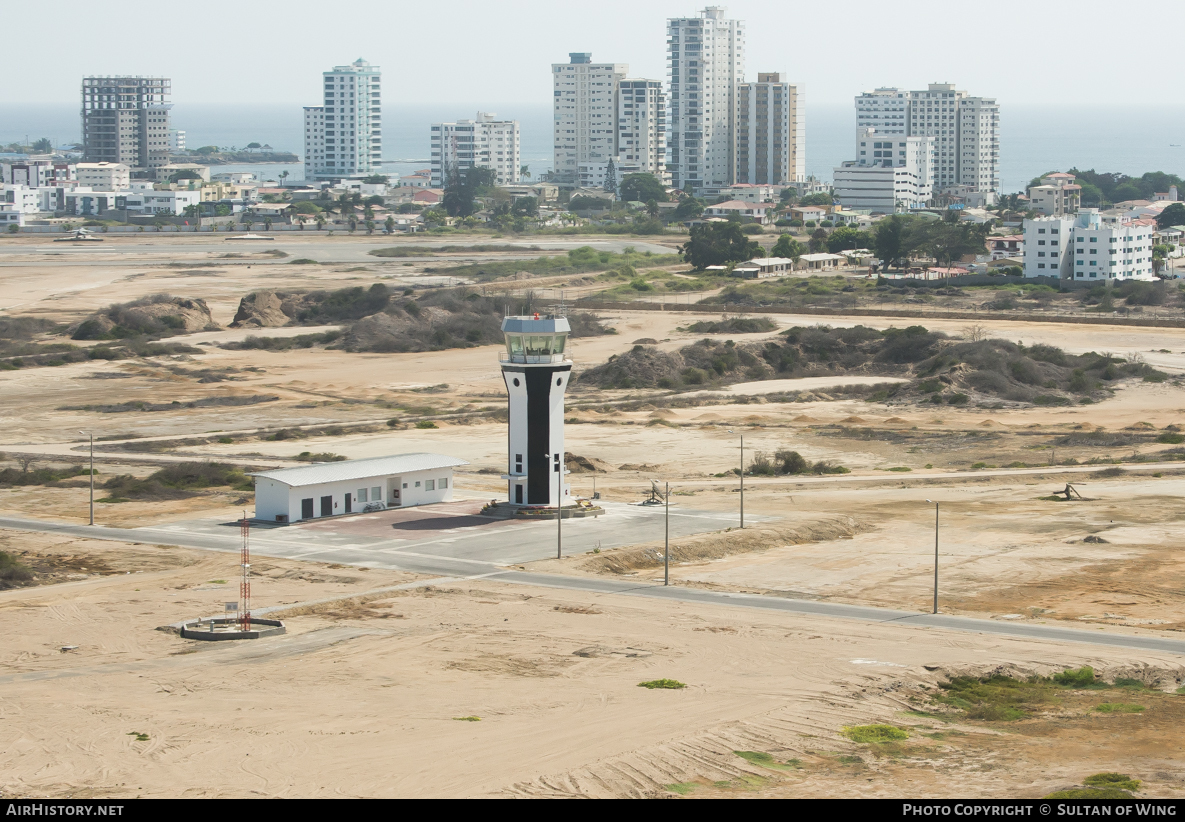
[[255, 467, 455, 523]]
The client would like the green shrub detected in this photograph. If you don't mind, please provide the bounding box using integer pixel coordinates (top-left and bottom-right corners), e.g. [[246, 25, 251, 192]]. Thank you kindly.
[[638, 679, 686, 689], [1045, 788, 1133, 799], [1084, 773, 1141, 792], [415, 420, 438, 429], [1053, 666, 1097, 687], [1094, 703, 1145, 713], [0, 551, 34, 585], [842, 724, 908, 743]]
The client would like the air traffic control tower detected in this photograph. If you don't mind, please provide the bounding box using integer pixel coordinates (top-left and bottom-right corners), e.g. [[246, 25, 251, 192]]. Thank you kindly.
[[500, 313, 572, 508]]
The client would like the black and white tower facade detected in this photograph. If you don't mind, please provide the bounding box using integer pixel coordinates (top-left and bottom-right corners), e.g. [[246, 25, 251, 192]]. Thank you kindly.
[[500, 314, 572, 508]]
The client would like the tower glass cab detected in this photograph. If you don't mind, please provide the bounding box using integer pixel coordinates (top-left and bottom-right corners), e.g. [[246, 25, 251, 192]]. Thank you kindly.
[[500, 314, 573, 507]]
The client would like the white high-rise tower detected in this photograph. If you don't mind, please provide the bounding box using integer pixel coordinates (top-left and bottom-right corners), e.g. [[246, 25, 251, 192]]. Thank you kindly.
[[500, 314, 572, 508], [853, 82, 999, 197], [552, 53, 627, 185], [667, 6, 745, 193], [303, 58, 382, 182]]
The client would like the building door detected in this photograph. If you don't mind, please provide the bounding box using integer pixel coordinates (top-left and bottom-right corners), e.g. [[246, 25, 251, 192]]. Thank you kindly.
[[320, 495, 333, 517], [344, 494, 352, 514], [301, 498, 314, 520], [515, 484, 523, 504]]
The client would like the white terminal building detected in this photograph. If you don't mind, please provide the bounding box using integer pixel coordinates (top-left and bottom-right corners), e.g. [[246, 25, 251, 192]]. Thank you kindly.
[[303, 58, 382, 182], [251, 453, 468, 523], [430, 112, 520, 188], [499, 314, 573, 508]]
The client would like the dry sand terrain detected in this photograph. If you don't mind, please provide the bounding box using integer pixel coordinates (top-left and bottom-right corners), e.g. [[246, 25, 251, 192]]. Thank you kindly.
[[1, 531, 1184, 799], [2, 235, 1185, 797]]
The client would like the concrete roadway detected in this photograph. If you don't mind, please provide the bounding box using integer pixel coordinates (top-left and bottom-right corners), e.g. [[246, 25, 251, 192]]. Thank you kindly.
[[3, 504, 1185, 657]]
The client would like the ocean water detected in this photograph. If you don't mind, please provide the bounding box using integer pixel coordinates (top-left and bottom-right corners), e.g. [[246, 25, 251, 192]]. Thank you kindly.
[[3, 102, 1183, 192]]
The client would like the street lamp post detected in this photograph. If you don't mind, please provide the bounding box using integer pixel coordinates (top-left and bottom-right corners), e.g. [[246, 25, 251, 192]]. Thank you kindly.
[[728, 430, 744, 529], [664, 480, 670, 586], [79, 430, 93, 525], [925, 499, 938, 614]]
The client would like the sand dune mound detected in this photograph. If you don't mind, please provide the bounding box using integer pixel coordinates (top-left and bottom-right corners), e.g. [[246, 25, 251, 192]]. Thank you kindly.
[[978, 420, 996, 427], [793, 415, 818, 422], [841, 416, 866, 423], [884, 417, 908, 424], [565, 455, 615, 474], [71, 295, 217, 339]]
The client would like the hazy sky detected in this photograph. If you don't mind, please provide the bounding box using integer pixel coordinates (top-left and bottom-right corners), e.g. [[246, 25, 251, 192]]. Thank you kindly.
[[8, 1, 1174, 108]]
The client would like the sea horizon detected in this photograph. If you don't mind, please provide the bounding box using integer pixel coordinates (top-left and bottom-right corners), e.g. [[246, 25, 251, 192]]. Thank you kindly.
[[2, 101, 1182, 193]]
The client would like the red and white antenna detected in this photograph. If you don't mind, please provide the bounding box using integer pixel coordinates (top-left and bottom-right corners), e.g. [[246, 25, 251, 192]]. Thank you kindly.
[[239, 510, 251, 631]]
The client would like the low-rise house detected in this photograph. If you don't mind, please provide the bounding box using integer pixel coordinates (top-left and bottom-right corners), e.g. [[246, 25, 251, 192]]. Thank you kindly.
[[987, 234, 1024, 260], [413, 189, 444, 205], [795, 252, 845, 271], [703, 200, 771, 224], [2, 185, 42, 213], [0, 204, 25, 228], [118, 189, 202, 216], [400, 174, 431, 188], [789, 205, 828, 223], [732, 256, 793, 278], [75, 162, 130, 191], [64, 190, 121, 216]]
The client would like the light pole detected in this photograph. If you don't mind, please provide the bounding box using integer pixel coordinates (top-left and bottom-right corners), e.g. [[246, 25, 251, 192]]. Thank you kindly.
[[79, 430, 93, 525], [925, 499, 938, 614], [728, 430, 744, 529], [664, 480, 670, 586]]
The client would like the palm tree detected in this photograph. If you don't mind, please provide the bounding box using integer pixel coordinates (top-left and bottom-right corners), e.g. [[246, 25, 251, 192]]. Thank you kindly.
[[264, 217, 273, 231], [365, 219, 375, 235], [315, 214, 326, 231], [520, 164, 530, 181], [296, 214, 307, 231], [385, 216, 395, 234], [279, 170, 289, 187], [646, 199, 660, 219], [348, 216, 358, 234]]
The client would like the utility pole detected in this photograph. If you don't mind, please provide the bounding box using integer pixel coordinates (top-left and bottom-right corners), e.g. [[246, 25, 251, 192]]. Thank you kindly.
[[79, 430, 93, 525], [926, 499, 939, 614], [739, 432, 744, 529], [664, 481, 670, 586]]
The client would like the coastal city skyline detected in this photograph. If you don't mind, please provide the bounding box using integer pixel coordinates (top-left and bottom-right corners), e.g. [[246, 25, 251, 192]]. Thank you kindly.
[[3, 0, 1175, 108]]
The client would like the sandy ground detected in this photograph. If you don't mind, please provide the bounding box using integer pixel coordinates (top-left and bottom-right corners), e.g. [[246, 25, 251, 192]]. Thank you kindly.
[[2, 532, 1184, 800], [4, 236, 1185, 797]]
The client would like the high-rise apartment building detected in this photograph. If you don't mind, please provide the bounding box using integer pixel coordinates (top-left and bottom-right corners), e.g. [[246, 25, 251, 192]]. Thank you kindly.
[[615, 80, 667, 182], [552, 53, 627, 184], [852, 83, 999, 196], [81, 76, 172, 169], [430, 112, 520, 188], [303, 59, 382, 182], [855, 88, 908, 137], [735, 72, 803, 186], [833, 127, 933, 211], [667, 6, 745, 193]]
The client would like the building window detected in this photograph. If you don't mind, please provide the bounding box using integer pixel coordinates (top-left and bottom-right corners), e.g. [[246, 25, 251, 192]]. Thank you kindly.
[[440, 477, 449, 489], [425, 479, 435, 491]]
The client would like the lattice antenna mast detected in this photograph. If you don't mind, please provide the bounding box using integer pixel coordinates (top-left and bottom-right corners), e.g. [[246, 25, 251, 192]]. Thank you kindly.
[[239, 510, 251, 631]]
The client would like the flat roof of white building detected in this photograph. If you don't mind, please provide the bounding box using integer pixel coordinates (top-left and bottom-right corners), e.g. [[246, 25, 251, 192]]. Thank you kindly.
[[251, 453, 468, 488]]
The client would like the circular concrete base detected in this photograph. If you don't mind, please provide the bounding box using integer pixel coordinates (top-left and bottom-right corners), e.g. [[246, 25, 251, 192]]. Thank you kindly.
[[481, 501, 605, 520], [180, 617, 286, 641]]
